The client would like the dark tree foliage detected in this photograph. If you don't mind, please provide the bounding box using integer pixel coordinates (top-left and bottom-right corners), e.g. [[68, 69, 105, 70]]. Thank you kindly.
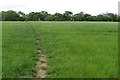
[[18, 11, 26, 21], [72, 12, 84, 21], [27, 12, 39, 21], [0, 10, 119, 21], [84, 14, 91, 21], [0, 12, 2, 21], [39, 11, 48, 21], [2, 10, 21, 21], [53, 13, 63, 21], [63, 11, 73, 21], [44, 15, 55, 21]]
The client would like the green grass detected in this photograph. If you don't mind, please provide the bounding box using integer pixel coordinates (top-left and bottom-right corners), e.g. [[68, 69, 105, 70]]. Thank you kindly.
[[2, 22, 37, 78], [31, 21, 118, 78], [40, 67, 47, 70], [2, 21, 118, 78], [0, 21, 2, 79]]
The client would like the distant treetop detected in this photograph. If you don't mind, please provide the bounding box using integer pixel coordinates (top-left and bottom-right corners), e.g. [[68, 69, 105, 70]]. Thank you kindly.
[[0, 10, 119, 21]]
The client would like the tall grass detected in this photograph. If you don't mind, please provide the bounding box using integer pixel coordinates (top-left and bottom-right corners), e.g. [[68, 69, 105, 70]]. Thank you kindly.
[[31, 21, 118, 78], [2, 21, 118, 78], [2, 22, 37, 78], [0, 21, 2, 79]]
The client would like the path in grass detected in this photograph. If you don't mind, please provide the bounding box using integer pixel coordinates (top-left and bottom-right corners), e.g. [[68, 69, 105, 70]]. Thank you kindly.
[[3, 21, 118, 78], [36, 39, 47, 78], [32, 22, 118, 78], [32, 27, 48, 78]]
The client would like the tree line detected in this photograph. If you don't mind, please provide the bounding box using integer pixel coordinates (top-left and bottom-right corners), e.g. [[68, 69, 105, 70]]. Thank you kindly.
[[0, 10, 120, 21]]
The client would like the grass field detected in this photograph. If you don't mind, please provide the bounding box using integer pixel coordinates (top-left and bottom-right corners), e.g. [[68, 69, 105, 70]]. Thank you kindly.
[[0, 21, 2, 79], [2, 21, 118, 78], [2, 22, 37, 78]]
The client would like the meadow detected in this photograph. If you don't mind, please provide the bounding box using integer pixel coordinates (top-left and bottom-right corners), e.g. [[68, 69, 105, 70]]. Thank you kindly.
[[2, 21, 118, 78], [2, 22, 37, 78], [0, 21, 2, 79]]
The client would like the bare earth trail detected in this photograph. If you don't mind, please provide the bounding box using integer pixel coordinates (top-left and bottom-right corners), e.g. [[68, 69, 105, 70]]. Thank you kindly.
[[35, 36, 48, 78], [30, 24, 48, 78], [37, 54, 47, 78]]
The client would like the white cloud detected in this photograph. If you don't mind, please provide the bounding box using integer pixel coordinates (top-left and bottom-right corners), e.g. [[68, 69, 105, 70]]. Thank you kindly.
[[2, 4, 25, 10], [0, 0, 119, 15]]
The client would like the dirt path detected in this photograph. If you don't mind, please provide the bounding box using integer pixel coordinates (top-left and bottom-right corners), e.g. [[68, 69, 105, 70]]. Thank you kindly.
[[35, 39, 48, 78], [27, 24, 48, 78], [30, 25, 48, 78]]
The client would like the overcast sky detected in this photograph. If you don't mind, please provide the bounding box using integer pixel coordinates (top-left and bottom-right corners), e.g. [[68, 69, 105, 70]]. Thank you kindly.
[[0, 0, 119, 15]]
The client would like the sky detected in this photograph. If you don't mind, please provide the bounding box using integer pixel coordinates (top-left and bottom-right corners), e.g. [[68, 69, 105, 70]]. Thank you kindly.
[[0, 0, 119, 15]]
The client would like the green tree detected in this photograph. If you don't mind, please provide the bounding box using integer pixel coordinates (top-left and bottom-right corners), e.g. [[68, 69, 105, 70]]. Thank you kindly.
[[63, 11, 73, 21], [88, 16, 97, 21], [53, 13, 63, 21], [84, 13, 91, 21], [44, 15, 55, 21], [0, 10, 118, 21], [107, 13, 117, 21], [2, 10, 20, 21], [18, 11, 26, 21], [28, 12, 41, 21], [72, 12, 84, 21], [39, 11, 48, 21], [0, 12, 2, 21], [118, 15, 120, 21]]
